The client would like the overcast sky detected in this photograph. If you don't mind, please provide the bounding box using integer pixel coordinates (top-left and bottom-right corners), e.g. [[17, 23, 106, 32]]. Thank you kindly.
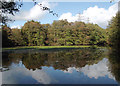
[[9, 1, 118, 29]]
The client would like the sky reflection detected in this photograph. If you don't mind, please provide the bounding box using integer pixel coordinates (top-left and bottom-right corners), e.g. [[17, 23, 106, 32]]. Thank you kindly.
[[64, 58, 114, 79], [2, 58, 117, 84]]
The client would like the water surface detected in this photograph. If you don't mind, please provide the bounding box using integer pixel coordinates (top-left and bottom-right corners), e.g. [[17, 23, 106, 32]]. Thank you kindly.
[[2, 48, 120, 84]]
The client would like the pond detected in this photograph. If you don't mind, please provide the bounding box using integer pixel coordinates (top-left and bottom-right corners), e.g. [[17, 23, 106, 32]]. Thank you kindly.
[[1, 48, 120, 85]]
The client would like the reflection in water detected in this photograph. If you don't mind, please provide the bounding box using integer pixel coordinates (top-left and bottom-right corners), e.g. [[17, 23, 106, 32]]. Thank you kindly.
[[2, 65, 51, 84], [108, 49, 120, 84], [2, 48, 119, 84], [2, 48, 106, 70], [64, 58, 114, 79], [0, 71, 1, 86]]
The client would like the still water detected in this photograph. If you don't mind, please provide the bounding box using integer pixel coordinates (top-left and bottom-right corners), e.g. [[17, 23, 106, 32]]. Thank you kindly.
[[2, 48, 120, 84]]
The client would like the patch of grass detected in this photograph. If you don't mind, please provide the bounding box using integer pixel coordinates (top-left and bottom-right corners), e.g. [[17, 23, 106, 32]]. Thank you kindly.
[[2, 46, 90, 50], [2, 45, 105, 51]]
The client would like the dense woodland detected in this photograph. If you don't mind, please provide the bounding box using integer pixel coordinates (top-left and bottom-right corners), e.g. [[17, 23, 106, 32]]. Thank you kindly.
[[1, 12, 120, 48]]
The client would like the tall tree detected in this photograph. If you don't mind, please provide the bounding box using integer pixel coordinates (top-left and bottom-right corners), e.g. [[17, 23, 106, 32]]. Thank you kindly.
[[10, 28, 26, 46], [21, 20, 46, 46], [108, 12, 120, 50], [2, 25, 14, 47]]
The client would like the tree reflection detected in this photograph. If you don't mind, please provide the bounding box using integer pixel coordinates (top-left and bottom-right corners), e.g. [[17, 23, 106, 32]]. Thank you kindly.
[[108, 48, 120, 84], [2, 48, 120, 84], [2, 51, 22, 68], [2, 48, 106, 71]]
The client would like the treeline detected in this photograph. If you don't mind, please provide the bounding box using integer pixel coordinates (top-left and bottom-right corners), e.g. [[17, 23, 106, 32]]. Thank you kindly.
[[106, 12, 120, 50], [2, 13, 119, 47]]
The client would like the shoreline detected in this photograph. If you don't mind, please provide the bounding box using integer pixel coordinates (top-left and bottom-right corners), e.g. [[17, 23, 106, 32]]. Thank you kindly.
[[2, 45, 106, 51]]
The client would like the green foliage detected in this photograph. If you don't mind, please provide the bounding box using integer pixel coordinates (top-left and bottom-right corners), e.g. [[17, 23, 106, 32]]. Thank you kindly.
[[21, 20, 46, 46], [0, 0, 23, 25], [107, 12, 120, 50], [2, 19, 110, 47], [47, 20, 107, 46], [86, 24, 107, 45], [107, 13, 120, 83], [2, 25, 14, 47], [11, 28, 26, 46]]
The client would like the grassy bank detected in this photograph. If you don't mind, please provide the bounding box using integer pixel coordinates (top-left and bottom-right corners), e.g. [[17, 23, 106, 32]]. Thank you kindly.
[[2, 45, 106, 51], [2, 46, 92, 50]]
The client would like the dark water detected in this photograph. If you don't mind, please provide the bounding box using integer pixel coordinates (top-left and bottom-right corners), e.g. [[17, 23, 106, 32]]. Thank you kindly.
[[1, 48, 120, 84]]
